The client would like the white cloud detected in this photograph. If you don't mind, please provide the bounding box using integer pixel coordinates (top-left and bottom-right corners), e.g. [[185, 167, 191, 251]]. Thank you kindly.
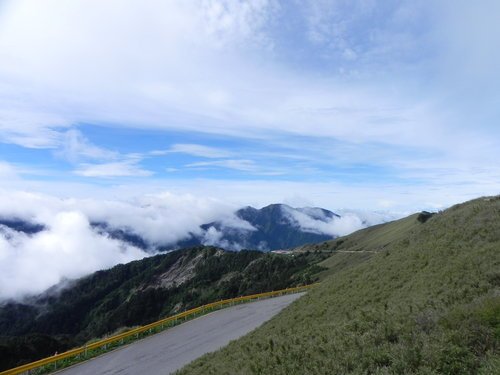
[[57, 129, 118, 163], [74, 160, 153, 178], [0, 189, 240, 299], [200, 226, 238, 250], [185, 159, 286, 175], [218, 215, 256, 231], [0, 1, 497, 222], [0, 189, 237, 249], [0, 0, 497, 194], [0, 160, 46, 180], [154, 143, 233, 158], [121, 192, 237, 244], [435, 0, 500, 89], [0, 0, 280, 147], [0, 186, 404, 299], [0, 211, 148, 300], [0, 0, 487, 155], [0, 107, 69, 148], [55, 129, 155, 178], [0, 161, 20, 180], [186, 159, 256, 171], [301, 0, 429, 66], [282, 205, 399, 237], [2, 164, 499, 215]]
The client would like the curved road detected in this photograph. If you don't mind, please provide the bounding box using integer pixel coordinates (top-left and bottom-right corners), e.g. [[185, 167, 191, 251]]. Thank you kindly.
[[57, 293, 304, 375]]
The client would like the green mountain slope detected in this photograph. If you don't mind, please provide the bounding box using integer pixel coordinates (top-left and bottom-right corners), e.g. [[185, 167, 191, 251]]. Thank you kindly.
[[177, 196, 500, 375]]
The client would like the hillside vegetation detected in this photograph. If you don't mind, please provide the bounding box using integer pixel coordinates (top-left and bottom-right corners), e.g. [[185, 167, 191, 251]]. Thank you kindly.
[[178, 196, 500, 375], [0, 247, 326, 371]]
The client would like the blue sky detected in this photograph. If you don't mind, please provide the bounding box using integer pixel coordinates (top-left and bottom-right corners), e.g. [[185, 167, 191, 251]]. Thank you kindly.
[[0, 0, 499, 211]]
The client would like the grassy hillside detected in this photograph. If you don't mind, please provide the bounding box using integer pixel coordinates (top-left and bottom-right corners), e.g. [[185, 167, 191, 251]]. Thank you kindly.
[[0, 247, 327, 371], [177, 197, 500, 375]]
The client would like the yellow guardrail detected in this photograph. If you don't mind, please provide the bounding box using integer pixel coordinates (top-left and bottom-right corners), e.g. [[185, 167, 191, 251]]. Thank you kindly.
[[1, 284, 317, 375]]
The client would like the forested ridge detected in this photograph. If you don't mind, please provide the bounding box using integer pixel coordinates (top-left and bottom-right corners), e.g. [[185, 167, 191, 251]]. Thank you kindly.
[[0, 247, 326, 370]]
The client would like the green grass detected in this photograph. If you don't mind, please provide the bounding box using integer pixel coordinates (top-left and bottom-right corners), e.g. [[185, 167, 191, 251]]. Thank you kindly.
[[177, 196, 500, 375], [295, 212, 420, 255], [315, 251, 374, 280]]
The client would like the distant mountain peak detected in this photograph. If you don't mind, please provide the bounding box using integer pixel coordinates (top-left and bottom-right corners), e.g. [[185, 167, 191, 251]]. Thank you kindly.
[[192, 203, 340, 251], [295, 206, 340, 221], [0, 218, 45, 234]]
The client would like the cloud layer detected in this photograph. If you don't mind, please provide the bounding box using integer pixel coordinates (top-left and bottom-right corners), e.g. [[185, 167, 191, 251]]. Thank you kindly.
[[283, 206, 398, 237], [0, 189, 397, 300], [0, 0, 498, 151], [0, 211, 147, 300], [0, 190, 238, 300]]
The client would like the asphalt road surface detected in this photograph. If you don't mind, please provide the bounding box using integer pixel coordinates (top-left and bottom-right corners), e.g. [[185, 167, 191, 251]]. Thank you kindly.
[[57, 293, 304, 375]]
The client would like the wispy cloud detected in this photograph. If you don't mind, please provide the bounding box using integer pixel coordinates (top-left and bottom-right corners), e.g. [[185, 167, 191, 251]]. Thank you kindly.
[[0, 161, 20, 179], [153, 143, 233, 158], [0, 0, 447, 148], [74, 160, 153, 178], [185, 159, 286, 176], [56, 129, 118, 162]]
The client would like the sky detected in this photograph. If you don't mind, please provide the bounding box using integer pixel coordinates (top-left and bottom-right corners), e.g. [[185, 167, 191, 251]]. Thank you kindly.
[[0, 0, 498, 211], [0, 1, 499, 299]]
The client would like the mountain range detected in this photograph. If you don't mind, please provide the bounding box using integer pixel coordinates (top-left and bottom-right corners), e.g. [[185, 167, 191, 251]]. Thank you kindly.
[[0, 204, 342, 252], [176, 204, 339, 251]]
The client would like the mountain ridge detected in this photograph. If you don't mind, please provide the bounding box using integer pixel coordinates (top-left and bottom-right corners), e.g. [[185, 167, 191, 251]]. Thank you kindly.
[[190, 203, 339, 250], [0, 203, 343, 252]]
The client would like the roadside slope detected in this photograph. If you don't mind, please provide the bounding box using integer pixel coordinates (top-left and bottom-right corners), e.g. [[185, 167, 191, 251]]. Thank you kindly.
[[178, 196, 500, 374]]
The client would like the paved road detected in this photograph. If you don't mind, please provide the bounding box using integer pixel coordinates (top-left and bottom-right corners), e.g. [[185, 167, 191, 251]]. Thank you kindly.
[[57, 293, 304, 375]]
